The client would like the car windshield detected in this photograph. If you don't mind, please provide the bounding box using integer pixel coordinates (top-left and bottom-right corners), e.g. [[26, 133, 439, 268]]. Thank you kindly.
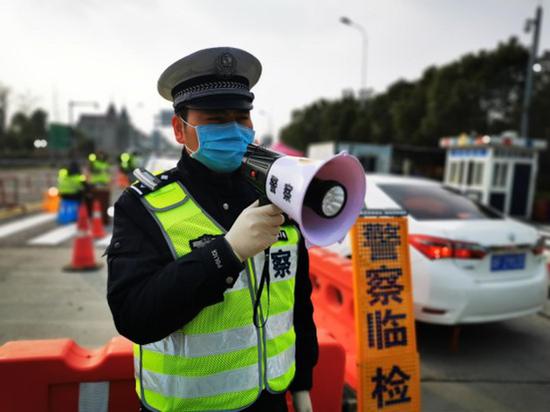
[[377, 183, 503, 220]]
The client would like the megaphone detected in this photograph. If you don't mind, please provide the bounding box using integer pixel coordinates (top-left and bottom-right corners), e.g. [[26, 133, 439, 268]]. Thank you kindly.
[[242, 144, 366, 247]]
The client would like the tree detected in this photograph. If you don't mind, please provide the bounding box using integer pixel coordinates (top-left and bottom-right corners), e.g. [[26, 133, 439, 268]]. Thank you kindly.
[[0, 84, 9, 151], [2, 109, 48, 155], [280, 37, 550, 191], [530, 51, 550, 194]]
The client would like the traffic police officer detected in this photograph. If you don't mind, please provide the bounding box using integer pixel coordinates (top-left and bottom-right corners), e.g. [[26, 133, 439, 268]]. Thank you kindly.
[[57, 161, 85, 201], [107, 47, 318, 412], [88, 151, 112, 187]]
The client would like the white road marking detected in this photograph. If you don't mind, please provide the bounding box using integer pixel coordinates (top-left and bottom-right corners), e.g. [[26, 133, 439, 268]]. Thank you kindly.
[[0, 213, 56, 239], [95, 234, 112, 247], [28, 224, 76, 245]]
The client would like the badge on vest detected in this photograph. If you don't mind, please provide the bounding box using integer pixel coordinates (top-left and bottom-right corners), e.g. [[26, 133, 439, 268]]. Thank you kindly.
[[189, 234, 217, 250], [271, 249, 292, 278]]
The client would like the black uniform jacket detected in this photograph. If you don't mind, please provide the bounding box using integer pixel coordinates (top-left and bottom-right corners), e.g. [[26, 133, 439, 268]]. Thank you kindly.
[[106, 150, 319, 400]]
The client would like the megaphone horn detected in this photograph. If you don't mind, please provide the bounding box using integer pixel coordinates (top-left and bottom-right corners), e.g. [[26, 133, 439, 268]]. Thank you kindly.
[[242, 144, 366, 247]]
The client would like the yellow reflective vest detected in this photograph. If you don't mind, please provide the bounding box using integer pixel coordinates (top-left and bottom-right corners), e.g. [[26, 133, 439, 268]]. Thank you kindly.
[[89, 157, 111, 185], [57, 169, 84, 196], [135, 179, 298, 411]]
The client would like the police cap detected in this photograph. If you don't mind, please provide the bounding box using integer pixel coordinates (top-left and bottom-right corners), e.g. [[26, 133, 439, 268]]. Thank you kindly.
[[157, 47, 262, 112]]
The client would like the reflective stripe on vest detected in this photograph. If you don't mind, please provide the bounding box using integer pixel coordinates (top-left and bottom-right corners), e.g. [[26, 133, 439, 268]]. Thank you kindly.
[[136, 180, 298, 411], [134, 345, 295, 399]]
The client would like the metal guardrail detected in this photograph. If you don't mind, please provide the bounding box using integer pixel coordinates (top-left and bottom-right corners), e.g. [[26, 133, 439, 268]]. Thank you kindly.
[[0, 158, 61, 168], [0, 171, 57, 210], [0, 176, 19, 208]]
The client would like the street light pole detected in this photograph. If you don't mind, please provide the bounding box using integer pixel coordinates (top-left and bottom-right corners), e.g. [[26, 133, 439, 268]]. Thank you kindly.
[[520, 5, 543, 138], [340, 16, 368, 93]]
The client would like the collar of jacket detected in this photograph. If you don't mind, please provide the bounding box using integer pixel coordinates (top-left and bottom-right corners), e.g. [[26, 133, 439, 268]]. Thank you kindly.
[[176, 147, 246, 193]]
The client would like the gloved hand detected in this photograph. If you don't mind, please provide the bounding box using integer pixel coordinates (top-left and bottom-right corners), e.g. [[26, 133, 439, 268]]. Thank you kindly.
[[225, 200, 284, 261], [292, 391, 313, 412]]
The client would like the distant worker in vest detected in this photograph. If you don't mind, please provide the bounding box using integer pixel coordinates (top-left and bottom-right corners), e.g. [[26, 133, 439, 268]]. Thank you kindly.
[[106, 47, 318, 412], [117, 151, 136, 188], [118, 151, 133, 174], [87, 150, 111, 224], [57, 161, 86, 224], [118, 151, 141, 179], [57, 161, 86, 202]]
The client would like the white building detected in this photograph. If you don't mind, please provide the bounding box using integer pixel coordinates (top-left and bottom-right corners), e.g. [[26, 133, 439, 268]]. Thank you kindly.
[[77, 104, 150, 156]]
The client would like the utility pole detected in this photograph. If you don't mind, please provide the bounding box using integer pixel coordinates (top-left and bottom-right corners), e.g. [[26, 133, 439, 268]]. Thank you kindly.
[[520, 5, 543, 138]]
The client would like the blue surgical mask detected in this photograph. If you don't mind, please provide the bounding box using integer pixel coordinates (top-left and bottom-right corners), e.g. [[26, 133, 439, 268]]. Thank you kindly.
[[182, 119, 255, 173]]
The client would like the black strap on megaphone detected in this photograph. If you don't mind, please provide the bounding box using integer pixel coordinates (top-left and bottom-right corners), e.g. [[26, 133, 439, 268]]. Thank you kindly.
[[253, 247, 271, 329]]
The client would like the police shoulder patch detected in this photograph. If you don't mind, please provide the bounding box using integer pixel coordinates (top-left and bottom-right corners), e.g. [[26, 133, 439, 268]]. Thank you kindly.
[[189, 234, 218, 250], [129, 168, 178, 197]]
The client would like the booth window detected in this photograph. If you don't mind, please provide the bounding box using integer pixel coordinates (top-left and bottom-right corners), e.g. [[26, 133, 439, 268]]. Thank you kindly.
[[466, 160, 475, 185], [474, 163, 484, 186], [358, 155, 377, 172], [492, 164, 500, 186], [458, 161, 465, 184], [449, 162, 457, 183], [492, 163, 508, 188]]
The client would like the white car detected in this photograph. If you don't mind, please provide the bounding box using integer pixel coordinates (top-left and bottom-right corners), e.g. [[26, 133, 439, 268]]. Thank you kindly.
[[326, 174, 548, 325]]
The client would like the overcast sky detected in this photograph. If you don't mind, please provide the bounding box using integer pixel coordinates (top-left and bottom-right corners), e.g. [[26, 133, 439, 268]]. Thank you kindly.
[[1, 0, 548, 142]]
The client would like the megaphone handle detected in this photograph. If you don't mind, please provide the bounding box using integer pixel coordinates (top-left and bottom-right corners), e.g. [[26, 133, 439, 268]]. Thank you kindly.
[[257, 195, 290, 225]]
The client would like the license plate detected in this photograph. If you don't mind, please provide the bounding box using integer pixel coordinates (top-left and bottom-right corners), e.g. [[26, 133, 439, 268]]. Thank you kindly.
[[490, 253, 526, 271]]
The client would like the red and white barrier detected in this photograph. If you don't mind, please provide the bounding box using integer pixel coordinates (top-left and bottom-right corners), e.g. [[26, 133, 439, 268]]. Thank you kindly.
[[0, 336, 137, 412], [0, 331, 345, 412]]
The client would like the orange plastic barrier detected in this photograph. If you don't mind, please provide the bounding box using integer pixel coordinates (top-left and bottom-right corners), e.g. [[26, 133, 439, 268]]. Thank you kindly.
[[0, 336, 138, 412], [309, 247, 360, 389], [310, 329, 346, 411], [116, 171, 130, 189], [0, 331, 345, 412], [286, 329, 346, 412], [42, 187, 60, 213]]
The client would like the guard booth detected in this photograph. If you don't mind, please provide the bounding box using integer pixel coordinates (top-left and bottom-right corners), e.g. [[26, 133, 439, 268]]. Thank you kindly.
[[440, 133, 547, 218]]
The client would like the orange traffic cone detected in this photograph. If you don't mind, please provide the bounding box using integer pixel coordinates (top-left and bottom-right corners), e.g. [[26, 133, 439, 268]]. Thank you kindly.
[[117, 170, 130, 188], [64, 203, 102, 272], [91, 199, 106, 239]]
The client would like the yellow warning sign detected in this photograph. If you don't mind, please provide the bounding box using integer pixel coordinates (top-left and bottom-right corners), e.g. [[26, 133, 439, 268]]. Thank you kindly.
[[351, 213, 421, 411]]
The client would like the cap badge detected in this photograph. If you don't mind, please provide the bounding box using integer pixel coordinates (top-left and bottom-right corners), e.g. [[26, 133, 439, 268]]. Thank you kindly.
[[216, 52, 236, 77]]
